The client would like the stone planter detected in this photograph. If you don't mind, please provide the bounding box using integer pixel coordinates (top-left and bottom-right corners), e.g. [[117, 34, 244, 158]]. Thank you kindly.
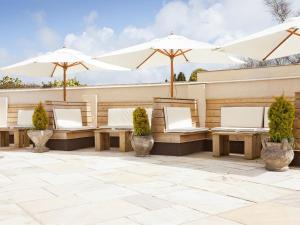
[[131, 135, 154, 157], [261, 137, 294, 171], [27, 130, 53, 153]]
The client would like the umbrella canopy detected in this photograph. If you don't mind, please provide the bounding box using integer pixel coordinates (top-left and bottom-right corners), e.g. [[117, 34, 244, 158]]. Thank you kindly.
[[96, 34, 244, 97], [1, 47, 128, 101], [220, 17, 300, 61]]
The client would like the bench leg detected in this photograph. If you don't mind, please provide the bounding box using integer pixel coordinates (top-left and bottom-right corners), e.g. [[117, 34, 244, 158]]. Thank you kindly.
[[119, 131, 133, 152], [95, 132, 110, 151], [19, 130, 30, 148], [244, 135, 261, 160], [213, 134, 229, 157], [13, 130, 20, 148], [0, 131, 9, 147]]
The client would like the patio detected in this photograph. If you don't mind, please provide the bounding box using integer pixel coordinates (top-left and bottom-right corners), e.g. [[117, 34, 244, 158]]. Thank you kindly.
[[0, 148, 299, 225]]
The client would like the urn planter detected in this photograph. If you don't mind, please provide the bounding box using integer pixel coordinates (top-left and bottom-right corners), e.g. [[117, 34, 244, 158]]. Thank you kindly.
[[27, 130, 53, 153], [261, 138, 294, 171], [131, 135, 154, 157]]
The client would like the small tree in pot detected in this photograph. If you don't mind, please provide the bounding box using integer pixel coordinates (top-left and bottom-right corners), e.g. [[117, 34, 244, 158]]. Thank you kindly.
[[27, 102, 53, 153], [131, 107, 154, 156], [261, 95, 295, 171]]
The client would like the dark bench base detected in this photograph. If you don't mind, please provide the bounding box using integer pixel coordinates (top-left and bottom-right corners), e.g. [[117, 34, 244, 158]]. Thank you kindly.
[[46, 137, 94, 151], [291, 151, 300, 167], [151, 139, 210, 156]]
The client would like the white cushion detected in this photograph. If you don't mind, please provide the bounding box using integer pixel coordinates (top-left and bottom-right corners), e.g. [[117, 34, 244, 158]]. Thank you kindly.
[[17, 110, 34, 127], [107, 108, 152, 129], [166, 127, 209, 133], [221, 107, 264, 128], [164, 107, 193, 130], [0, 97, 8, 128], [212, 127, 268, 133], [264, 107, 270, 128], [54, 108, 83, 129]]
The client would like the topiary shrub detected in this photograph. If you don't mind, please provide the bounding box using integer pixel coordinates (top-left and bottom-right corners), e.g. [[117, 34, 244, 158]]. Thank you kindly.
[[32, 102, 49, 130], [268, 95, 295, 143], [133, 107, 151, 136]]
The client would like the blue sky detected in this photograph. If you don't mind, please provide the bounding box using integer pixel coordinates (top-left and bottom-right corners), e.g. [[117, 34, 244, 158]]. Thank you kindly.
[[1, 0, 299, 85]]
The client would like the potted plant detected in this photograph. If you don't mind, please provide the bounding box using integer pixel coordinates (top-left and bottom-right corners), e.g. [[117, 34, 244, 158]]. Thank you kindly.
[[261, 95, 295, 171], [27, 102, 53, 153], [131, 107, 154, 156]]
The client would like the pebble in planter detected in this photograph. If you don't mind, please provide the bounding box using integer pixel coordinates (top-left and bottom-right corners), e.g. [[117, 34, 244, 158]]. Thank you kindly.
[[27, 102, 53, 153]]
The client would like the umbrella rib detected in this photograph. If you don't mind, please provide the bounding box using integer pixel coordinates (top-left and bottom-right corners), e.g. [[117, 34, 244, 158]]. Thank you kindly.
[[136, 49, 158, 69], [263, 28, 298, 61], [79, 62, 89, 70], [50, 63, 58, 77], [178, 49, 189, 62]]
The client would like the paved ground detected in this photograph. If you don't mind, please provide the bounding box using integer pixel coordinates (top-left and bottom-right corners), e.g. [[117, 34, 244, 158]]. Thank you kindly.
[[0, 148, 299, 225]]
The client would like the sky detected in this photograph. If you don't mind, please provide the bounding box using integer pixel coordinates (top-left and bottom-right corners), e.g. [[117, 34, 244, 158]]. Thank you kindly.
[[1, 0, 300, 85]]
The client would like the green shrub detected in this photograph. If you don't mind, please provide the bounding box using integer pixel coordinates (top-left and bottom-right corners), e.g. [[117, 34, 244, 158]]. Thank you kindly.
[[133, 107, 151, 136], [32, 102, 49, 130], [268, 95, 295, 143]]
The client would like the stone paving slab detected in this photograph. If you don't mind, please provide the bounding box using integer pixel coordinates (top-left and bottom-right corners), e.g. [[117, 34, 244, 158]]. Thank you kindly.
[[0, 149, 299, 225]]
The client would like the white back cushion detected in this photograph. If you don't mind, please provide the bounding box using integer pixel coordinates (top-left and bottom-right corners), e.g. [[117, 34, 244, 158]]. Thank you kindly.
[[164, 107, 193, 130], [54, 108, 83, 129], [108, 108, 134, 128], [221, 107, 264, 128], [17, 110, 34, 127], [107, 107, 152, 128], [0, 97, 8, 127], [264, 107, 270, 128]]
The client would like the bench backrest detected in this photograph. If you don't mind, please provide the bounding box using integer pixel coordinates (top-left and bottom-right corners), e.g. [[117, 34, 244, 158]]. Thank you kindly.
[[221, 107, 264, 128], [17, 110, 34, 127], [164, 107, 193, 130], [0, 97, 8, 127], [53, 108, 83, 129]]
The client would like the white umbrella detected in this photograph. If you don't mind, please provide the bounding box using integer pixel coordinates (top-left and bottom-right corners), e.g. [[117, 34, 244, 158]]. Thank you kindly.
[[220, 17, 300, 61], [96, 34, 244, 97], [1, 47, 128, 101]]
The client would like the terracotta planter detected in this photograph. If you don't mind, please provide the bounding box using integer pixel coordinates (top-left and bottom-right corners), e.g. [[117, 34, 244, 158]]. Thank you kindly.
[[261, 138, 294, 171], [131, 135, 154, 157], [27, 130, 53, 153]]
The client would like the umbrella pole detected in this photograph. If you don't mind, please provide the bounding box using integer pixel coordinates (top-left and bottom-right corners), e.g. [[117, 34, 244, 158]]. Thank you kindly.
[[63, 65, 67, 101], [170, 50, 174, 98]]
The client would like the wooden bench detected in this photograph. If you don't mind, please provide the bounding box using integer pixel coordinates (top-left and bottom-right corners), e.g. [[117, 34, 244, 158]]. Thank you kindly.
[[212, 131, 262, 159], [0, 103, 35, 149], [44, 101, 95, 150], [94, 128, 132, 152], [97, 101, 152, 151], [151, 97, 209, 156]]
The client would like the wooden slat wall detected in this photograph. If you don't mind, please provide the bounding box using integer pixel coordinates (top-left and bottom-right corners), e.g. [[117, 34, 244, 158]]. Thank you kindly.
[[152, 97, 202, 143], [206, 97, 295, 129], [295, 93, 300, 149], [7, 104, 36, 127], [97, 101, 153, 127], [44, 101, 92, 129]]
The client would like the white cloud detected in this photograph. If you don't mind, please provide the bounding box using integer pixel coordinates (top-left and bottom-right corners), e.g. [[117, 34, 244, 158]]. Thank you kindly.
[[84, 10, 98, 25], [37, 26, 61, 49]]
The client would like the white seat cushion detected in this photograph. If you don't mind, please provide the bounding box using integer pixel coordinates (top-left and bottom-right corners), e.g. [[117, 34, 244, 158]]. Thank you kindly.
[[54, 108, 83, 129], [164, 107, 193, 130], [107, 107, 153, 129], [166, 127, 209, 133], [17, 110, 34, 128], [211, 127, 269, 133], [221, 107, 264, 128], [264, 107, 270, 128], [0, 97, 8, 128]]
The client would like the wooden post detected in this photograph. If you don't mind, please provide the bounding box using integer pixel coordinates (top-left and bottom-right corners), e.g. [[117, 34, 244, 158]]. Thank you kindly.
[[63, 64, 67, 102], [170, 49, 174, 98]]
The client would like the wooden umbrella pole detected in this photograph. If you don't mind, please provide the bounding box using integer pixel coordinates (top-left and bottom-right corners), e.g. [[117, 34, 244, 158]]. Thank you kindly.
[[63, 63, 67, 101], [170, 49, 174, 98]]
